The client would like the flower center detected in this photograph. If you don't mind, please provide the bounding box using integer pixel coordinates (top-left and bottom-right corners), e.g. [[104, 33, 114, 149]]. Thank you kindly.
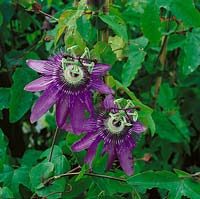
[[107, 117, 125, 134], [64, 65, 84, 84]]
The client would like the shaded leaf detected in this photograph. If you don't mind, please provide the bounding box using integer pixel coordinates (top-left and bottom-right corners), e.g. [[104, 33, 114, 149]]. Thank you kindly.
[[0, 88, 10, 110], [91, 41, 116, 65], [183, 28, 200, 75], [30, 162, 54, 190], [0, 165, 30, 198], [122, 37, 148, 87], [9, 67, 38, 123], [100, 15, 128, 41], [141, 0, 161, 44], [170, 0, 200, 27]]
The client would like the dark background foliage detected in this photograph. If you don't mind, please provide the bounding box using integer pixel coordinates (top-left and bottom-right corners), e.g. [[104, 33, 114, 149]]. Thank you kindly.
[[0, 0, 200, 198]]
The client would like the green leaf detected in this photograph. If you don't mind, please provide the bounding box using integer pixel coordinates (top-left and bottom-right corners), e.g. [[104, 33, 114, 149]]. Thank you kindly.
[[93, 177, 132, 196], [91, 41, 116, 65], [0, 88, 10, 110], [152, 111, 184, 143], [65, 29, 86, 54], [170, 0, 200, 27], [9, 67, 38, 123], [0, 129, 9, 168], [39, 145, 63, 161], [141, 0, 161, 44], [0, 165, 30, 198], [0, 11, 3, 26], [36, 178, 66, 199], [127, 170, 179, 190], [52, 155, 70, 175], [167, 34, 185, 51], [183, 28, 200, 75], [168, 111, 190, 142], [122, 37, 148, 87], [128, 170, 200, 199], [99, 15, 128, 41], [30, 162, 54, 191], [19, 149, 42, 167], [108, 36, 125, 61], [77, 16, 97, 44], [0, 187, 14, 198], [62, 177, 92, 199], [157, 83, 175, 109]]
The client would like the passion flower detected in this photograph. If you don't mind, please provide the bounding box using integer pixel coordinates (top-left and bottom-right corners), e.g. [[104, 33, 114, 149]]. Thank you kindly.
[[24, 50, 114, 133], [72, 95, 146, 175]]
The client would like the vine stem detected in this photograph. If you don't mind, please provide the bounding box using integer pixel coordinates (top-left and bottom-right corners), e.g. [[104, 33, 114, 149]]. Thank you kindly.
[[39, 10, 58, 21], [45, 171, 126, 185], [48, 127, 59, 162], [102, 0, 110, 42], [153, 11, 171, 108]]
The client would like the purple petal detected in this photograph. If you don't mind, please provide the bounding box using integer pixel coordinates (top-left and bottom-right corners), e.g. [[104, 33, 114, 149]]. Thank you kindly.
[[26, 60, 53, 75], [61, 122, 73, 132], [79, 92, 94, 116], [72, 132, 99, 151], [103, 95, 117, 110], [56, 95, 69, 128], [81, 118, 97, 132], [92, 63, 111, 76], [129, 121, 146, 134], [24, 76, 52, 92], [84, 136, 102, 167], [70, 97, 85, 134], [91, 78, 114, 94], [116, 143, 134, 176], [30, 84, 61, 123], [102, 143, 116, 171]]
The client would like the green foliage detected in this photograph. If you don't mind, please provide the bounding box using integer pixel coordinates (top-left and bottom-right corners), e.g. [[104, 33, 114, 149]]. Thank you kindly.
[[128, 170, 200, 199], [0, 0, 200, 198], [9, 67, 38, 123], [141, 0, 161, 44]]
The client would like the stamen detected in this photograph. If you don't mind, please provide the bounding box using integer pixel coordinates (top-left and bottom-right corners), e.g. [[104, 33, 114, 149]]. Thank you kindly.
[[64, 65, 84, 84], [107, 117, 124, 134]]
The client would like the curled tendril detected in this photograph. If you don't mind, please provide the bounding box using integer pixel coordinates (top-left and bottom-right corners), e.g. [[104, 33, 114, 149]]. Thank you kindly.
[[112, 98, 139, 124], [62, 47, 96, 74]]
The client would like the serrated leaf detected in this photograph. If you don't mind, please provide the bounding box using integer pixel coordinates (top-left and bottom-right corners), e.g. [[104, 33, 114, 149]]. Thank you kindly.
[[128, 170, 200, 199], [141, 0, 161, 44], [91, 41, 116, 65], [9, 67, 38, 123], [122, 37, 148, 87], [100, 15, 128, 41], [157, 83, 175, 109], [183, 28, 200, 75], [152, 111, 184, 143], [65, 29, 86, 54], [168, 111, 190, 142], [170, 0, 200, 27], [128, 170, 179, 190], [0, 88, 10, 110], [108, 35, 125, 60]]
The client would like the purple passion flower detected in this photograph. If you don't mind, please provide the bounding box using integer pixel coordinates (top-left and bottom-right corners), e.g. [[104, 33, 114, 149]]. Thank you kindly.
[[24, 53, 114, 133], [72, 95, 146, 176]]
